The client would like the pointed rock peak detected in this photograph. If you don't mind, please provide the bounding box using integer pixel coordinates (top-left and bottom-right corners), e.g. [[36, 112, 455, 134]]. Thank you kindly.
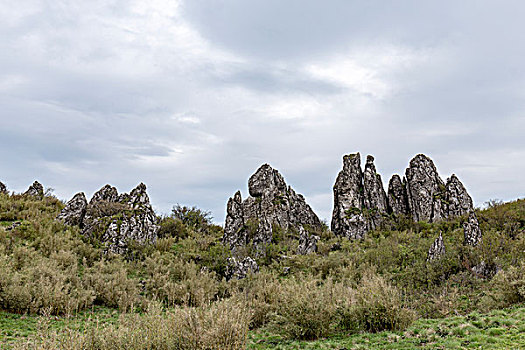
[[446, 174, 473, 218], [409, 154, 437, 168], [248, 163, 287, 197], [364, 155, 379, 175], [233, 190, 242, 203], [57, 192, 87, 226], [0, 181, 7, 194], [128, 182, 151, 207], [25, 181, 44, 198], [71, 192, 87, 202], [90, 184, 119, 204]]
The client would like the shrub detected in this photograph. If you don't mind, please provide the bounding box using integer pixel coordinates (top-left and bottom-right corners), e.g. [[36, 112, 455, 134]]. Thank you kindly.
[[270, 276, 343, 340], [14, 299, 250, 350], [344, 272, 415, 333], [0, 249, 94, 315], [83, 259, 140, 312], [482, 262, 525, 309]]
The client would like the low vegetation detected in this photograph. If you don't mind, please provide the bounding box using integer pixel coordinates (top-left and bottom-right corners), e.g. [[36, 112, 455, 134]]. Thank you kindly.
[[0, 191, 524, 348]]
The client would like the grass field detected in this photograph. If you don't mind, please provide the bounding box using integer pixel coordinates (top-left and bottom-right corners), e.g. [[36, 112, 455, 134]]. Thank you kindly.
[[247, 305, 525, 349], [2, 305, 524, 349]]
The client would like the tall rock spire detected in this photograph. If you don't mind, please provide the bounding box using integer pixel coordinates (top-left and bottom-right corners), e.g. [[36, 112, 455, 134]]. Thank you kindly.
[[331, 153, 367, 239]]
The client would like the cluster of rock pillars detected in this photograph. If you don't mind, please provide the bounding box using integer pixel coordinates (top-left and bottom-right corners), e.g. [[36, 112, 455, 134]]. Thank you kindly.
[[1, 153, 483, 279]]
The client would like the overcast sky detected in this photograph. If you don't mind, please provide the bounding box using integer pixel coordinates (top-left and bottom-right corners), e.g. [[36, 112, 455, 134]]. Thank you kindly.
[[1, 0, 524, 223]]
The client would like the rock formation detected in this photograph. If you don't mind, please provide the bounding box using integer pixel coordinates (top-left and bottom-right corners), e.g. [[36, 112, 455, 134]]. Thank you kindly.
[[225, 257, 259, 280], [463, 211, 482, 246], [332, 153, 481, 240], [331, 153, 367, 239], [427, 232, 445, 261], [0, 181, 7, 194], [387, 175, 409, 215], [331, 153, 388, 238], [363, 155, 388, 230], [471, 261, 501, 279], [405, 154, 447, 222], [297, 225, 320, 255], [57, 192, 88, 227], [25, 181, 44, 198], [57, 183, 159, 254], [224, 164, 322, 256], [445, 174, 474, 218]]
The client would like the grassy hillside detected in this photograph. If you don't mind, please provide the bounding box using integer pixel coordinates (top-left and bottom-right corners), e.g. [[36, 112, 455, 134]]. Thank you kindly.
[[0, 191, 524, 349]]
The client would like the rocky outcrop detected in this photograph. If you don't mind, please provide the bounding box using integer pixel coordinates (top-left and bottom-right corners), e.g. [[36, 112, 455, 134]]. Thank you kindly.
[[471, 261, 500, 279], [90, 184, 119, 204], [58, 183, 159, 254], [57, 192, 87, 227], [427, 232, 445, 261], [405, 155, 447, 222], [0, 181, 7, 194], [387, 175, 409, 215], [331, 153, 389, 238], [297, 225, 320, 255], [331, 153, 367, 239], [224, 164, 322, 256], [332, 153, 481, 240], [25, 181, 44, 198], [363, 155, 388, 230], [463, 211, 482, 246], [445, 174, 474, 218], [225, 257, 259, 280]]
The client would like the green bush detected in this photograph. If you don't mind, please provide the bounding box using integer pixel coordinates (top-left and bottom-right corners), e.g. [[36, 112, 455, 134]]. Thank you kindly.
[[482, 262, 525, 309], [343, 272, 415, 333]]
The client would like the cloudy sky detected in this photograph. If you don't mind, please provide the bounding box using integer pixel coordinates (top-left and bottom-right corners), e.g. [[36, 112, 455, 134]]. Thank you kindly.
[[1, 0, 524, 223]]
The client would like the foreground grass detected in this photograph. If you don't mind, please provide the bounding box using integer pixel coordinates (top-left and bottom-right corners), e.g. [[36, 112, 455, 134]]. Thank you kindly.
[[248, 305, 525, 350], [0, 307, 119, 348], [2, 305, 524, 349]]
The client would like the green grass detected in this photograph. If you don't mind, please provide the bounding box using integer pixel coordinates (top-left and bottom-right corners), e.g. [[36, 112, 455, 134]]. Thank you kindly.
[[247, 305, 525, 349], [3, 305, 524, 349], [0, 307, 119, 348]]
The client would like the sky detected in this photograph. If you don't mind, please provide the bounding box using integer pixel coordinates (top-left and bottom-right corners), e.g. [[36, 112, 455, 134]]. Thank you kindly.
[[1, 0, 524, 223]]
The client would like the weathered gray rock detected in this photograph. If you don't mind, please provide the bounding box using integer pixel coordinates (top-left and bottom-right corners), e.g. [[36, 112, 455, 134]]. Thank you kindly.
[[25, 181, 44, 198], [387, 175, 409, 216], [90, 184, 119, 204], [363, 155, 388, 230], [57, 192, 87, 227], [427, 232, 445, 261], [0, 181, 7, 194], [224, 164, 322, 256], [59, 183, 159, 254], [445, 174, 474, 218], [405, 155, 446, 222], [225, 257, 259, 280], [471, 261, 500, 279], [297, 226, 320, 255], [332, 153, 390, 238], [463, 211, 482, 246], [332, 153, 481, 240], [331, 153, 367, 239]]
